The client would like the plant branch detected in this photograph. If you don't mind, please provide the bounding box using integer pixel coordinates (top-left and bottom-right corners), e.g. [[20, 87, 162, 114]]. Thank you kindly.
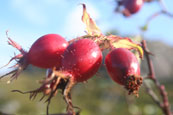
[[141, 40, 172, 115], [143, 81, 162, 107], [146, 10, 173, 26], [158, 0, 168, 12]]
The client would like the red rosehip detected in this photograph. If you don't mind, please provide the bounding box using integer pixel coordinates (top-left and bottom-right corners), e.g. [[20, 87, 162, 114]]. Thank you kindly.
[[61, 39, 103, 82], [49, 39, 103, 114], [1, 34, 68, 81], [28, 34, 68, 68], [123, 0, 143, 16], [105, 48, 142, 96]]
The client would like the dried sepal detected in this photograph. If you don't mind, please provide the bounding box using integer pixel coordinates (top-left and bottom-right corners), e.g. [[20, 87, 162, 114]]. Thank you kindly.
[[94, 35, 143, 59], [81, 4, 102, 36], [68, 35, 99, 44], [0, 32, 28, 82], [6, 31, 26, 54], [109, 36, 144, 58], [124, 75, 143, 97]]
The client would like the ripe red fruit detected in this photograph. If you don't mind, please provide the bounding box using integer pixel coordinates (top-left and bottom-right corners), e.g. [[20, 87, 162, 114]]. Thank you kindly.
[[61, 39, 103, 82], [51, 39, 103, 114], [123, 0, 143, 16], [1, 34, 68, 81], [105, 48, 142, 96], [27, 34, 68, 68]]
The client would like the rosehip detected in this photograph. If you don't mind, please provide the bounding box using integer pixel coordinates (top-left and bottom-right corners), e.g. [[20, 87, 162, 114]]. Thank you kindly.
[[61, 39, 103, 82], [1, 34, 68, 81], [27, 34, 68, 68], [50, 39, 103, 114], [123, 0, 143, 16], [105, 48, 142, 96]]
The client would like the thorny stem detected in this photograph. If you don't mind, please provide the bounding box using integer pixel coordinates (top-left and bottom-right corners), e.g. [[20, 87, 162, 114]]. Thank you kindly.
[[142, 40, 172, 115], [142, 40, 155, 79], [63, 78, 77, 115], [46, 87, 58, 115], [45, 77, 61, 115]]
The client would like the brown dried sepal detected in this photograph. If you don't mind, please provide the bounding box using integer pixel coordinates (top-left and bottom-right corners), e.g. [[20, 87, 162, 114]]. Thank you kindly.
[[0, 33, 28, 82], [124, 75, 143, 97]]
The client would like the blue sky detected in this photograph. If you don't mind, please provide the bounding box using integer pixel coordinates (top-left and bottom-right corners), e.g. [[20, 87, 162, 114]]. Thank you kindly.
[[0, 0, 173, 70]]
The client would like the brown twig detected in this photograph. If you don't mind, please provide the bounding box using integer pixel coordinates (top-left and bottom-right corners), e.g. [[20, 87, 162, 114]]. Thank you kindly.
[[145, 10, 173, 26], [141, 0, 173, 31], [143, 81, 162, 107], [158, 0, 168, 12], [142, 40, 172, 115]]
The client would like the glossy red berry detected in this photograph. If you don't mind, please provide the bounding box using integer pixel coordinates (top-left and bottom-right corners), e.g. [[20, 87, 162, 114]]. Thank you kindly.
[[123, 0, 143, 15], [61, 39, 103, 82], [105, 48, 142, 96], [1, 34, 68, 81], [28, 34, 68, 68]]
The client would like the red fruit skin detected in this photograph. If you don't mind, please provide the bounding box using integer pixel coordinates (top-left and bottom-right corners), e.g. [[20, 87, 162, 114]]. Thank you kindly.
[[123, 0, 143, 14], [61, 39, 103, 82], [105, 48, 140, 85], [27, 34, 68, 68]]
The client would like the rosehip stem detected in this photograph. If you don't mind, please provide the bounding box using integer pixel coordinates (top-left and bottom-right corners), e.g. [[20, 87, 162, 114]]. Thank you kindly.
[[142, 40, 172, 115], [45, 77, 62, 115], [63, 78, 77, 115]]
